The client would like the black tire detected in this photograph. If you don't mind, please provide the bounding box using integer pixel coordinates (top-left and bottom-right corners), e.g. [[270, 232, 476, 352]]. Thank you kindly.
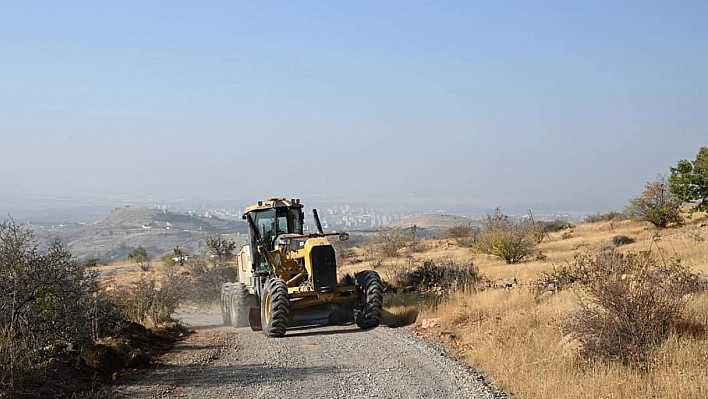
[[230, 283, 251, 328], [261, 278, 289, 337], [220, 283, 232, 326], [355, 270, 383, 329]]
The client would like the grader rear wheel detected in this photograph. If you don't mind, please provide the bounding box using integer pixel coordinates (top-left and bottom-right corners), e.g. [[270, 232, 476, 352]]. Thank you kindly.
[[261, 278, 289, 337], [220, 284, 232, 326], [230, 283, 251, 328]]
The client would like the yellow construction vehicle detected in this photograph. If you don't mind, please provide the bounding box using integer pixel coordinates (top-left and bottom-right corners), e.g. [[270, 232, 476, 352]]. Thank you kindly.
[[220, 197, 383, 337]]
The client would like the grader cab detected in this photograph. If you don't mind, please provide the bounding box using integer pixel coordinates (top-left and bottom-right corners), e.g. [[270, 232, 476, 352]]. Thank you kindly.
[[220, 197, 383, 337]]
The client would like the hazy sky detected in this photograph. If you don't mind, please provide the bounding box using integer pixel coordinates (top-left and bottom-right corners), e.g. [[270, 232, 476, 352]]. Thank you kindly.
[[1, 1, 706, 211]]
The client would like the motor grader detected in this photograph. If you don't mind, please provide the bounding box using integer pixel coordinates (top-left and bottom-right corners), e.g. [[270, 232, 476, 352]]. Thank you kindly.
[[220, 197, 383, 337]]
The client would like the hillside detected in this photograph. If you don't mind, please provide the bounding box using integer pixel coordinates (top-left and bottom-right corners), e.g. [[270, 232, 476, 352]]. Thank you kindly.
[[33, 206, 248, 261], [338, 213, 708, 399], [387, 214, 479, 229]]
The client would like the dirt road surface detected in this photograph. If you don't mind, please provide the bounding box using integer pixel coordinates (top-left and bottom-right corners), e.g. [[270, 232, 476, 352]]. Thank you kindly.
[[113, 310, 508, 399]]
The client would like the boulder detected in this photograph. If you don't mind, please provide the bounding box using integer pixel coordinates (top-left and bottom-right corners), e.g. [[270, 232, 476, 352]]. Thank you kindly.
[[421, 318, 440, 329]]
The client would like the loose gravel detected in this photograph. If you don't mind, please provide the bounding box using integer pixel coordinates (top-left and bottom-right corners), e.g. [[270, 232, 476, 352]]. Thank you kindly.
[[113, 311, 509, 399]]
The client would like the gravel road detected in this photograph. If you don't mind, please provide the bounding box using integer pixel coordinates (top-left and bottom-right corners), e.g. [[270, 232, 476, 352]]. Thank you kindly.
[[113, 310, 508, 399]]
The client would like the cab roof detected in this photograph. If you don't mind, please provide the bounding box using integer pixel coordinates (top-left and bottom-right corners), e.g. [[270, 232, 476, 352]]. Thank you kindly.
[[243, 197, 303, 215]]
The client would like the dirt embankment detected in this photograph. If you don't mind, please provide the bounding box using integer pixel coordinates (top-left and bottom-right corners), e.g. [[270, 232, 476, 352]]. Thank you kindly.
[[112, 311, 507, 399]]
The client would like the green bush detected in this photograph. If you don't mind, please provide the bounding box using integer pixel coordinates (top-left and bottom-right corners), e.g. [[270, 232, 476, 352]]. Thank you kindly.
[[128, 245, 152, 271], [627, 176, 683, 228], [670, 146, 708, 213], [474, 208, 543, 264]]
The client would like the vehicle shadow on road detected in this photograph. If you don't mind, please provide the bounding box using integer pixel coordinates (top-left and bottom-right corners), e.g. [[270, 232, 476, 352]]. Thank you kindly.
[[284, 324, 368, 338], [121, 363, 344, 389], [187, 323, 227, 331]]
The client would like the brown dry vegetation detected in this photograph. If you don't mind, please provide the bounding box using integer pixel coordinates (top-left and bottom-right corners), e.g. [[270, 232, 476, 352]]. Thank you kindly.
[[339, 212, 708, 399]]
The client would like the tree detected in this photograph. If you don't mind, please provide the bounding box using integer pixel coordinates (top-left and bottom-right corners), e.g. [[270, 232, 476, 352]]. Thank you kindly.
[[474, 208, 543, 264], [627, 176, 683, 228], [173, 246, 188, 266], [128, 245, 151, 271], [205, 235, 236, 262], [669, 147, 708, 213]]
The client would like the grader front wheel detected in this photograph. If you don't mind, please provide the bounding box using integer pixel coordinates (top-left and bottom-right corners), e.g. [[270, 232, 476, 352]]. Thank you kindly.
[[355, 270, 383, 329], [261, 278, 290, 337]]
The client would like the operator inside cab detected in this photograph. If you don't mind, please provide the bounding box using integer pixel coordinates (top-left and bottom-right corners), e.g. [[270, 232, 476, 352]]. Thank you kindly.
[[246, 201, 304, 273]]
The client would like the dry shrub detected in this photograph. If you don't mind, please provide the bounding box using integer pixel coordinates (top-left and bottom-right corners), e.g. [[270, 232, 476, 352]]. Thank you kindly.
[[112, 273, 189, 328], [0, 328, 32, 391], [382, 292, 438, 327], [338, 273, 355, 287], [612, 235, 635, 246], [395, 259, 481, 292], [331, 239, 355, 266], [187, 261, 237, 305], [540, 219, 574, 233], [363, 244, 384, 268], [585, 211, 624, 223], [566, 250, 700, 367], [205, 234, 236, 262], [0, 221, 110, 389], [534, 255, 593, 294], [87, 291, 126, 340], [365, 227, 418, 263], [688, 229, 705, 242], [446, 224, 478, 247], [474, 208, 543, 264]]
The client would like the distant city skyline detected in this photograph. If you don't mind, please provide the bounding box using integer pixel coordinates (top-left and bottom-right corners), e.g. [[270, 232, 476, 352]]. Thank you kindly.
[[0, 191, 607, 225]]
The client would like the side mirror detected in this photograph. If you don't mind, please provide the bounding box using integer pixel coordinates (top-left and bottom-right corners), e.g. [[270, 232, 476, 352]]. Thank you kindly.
[[338, 232, 350, 242]]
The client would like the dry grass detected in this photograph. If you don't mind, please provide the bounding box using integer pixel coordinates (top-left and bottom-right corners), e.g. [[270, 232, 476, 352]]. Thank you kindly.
[[381, 292, 438, 327], [416, 289, 708, 399], [95, 260, 152, 287], [339, 216, 708, 399]]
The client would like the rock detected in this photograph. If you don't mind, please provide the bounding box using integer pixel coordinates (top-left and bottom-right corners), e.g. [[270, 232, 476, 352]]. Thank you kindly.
[[538, 290, 554, 301], [82, 344, 124, 374], [421, 318, 440, 329], [698, 273, 708, 290], [503, 278, 517, 288], [384, 285, 398, 294], [125, 348, 150, 369]]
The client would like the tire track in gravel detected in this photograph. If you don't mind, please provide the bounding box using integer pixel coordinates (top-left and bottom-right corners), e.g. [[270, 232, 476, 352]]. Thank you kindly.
[[113, 311, 508, 399]]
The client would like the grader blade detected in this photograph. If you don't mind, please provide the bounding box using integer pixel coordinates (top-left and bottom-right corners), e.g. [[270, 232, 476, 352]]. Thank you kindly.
[[290, 303, 354, 327], [249, 308, 262, 331]]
